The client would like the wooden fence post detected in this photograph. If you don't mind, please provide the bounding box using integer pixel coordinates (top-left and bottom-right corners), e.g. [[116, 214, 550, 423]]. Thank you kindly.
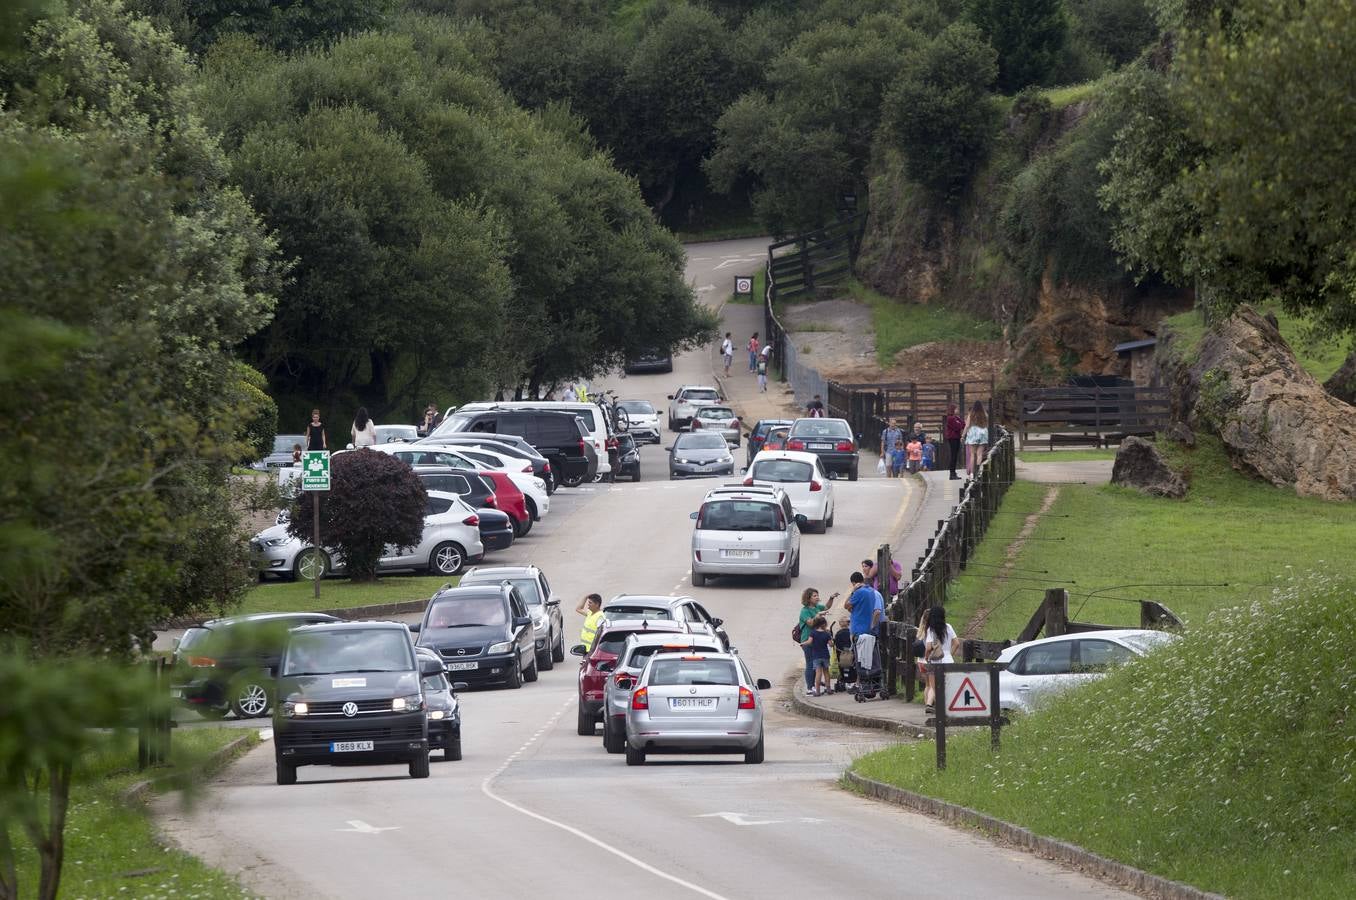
[[1044, 588, 1069, 637]]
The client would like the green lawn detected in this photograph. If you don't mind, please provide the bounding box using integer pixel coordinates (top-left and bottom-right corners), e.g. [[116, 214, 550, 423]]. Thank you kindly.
[[9, 729, 255, 898], [1015, 448, 1119, 462], [238, 575, 455, 614], [947, 436, 1356, 639], [1163, 306, 1350, 382], [727, 266, 765, 305], [847, 280, 1001, 365]]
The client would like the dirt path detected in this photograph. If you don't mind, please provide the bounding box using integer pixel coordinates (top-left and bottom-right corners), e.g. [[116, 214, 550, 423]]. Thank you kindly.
[[961, 485, 1062, 638]]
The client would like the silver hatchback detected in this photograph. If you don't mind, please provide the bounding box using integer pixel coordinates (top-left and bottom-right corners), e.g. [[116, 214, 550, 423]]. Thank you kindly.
[[689, 486, 804, 588], [600, 633, 724, 754], [623, 652, 771, 765]]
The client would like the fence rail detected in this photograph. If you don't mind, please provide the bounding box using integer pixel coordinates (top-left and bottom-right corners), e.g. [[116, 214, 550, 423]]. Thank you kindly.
[[1017, 385, 1169, 448]]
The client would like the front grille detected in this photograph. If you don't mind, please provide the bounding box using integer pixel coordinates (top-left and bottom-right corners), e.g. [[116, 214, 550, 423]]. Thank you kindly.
[[305, 699, 392, 716], [439, 646, 482, 659], [280, 720, 424, 746]]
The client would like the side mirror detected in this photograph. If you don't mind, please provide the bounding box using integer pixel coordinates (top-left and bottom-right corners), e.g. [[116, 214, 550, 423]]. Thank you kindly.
[[513, 616, 531, 628], [597, 660, 616, 673], [689, 511, 698, 520], [546, 598, 560, 607], [711, 617, 724, 628], [570, 644, 587, 657], [452, 681, 469, 691], [666, 394, 675, 400], [408, 623, 422, 634], [755, 678, 772, 691], [419, 656, 444, 677], [666, 445, 675, 453], [794, 514, 808, 528]]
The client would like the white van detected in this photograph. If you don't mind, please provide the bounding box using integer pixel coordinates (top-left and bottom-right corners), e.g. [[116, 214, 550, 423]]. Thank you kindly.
[[453, 401, 613, 479]]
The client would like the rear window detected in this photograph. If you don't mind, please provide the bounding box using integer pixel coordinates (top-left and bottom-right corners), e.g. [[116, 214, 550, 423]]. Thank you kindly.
[[750, 459, 813, 483], [695, 407, 734, 419], [682, 389, 720, 402], [427, 496, 453, 515], [282, 629, 414, 676], [425, 595, 508, 628], [648, 659, 737, 686], [596, 632, 638, 656], [420, 474, 470, 495], [604, 605, 674, 621], [676, 433, 727, 450], [698, 500, 781, 531], [617, 400, 655, 415], [272, 435, 303, 452], [1120, 632, 1179, 654], [790, 419, 851, 438]]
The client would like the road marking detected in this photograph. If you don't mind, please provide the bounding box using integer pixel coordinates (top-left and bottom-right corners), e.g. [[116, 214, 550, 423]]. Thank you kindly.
[[337, 820, 398, 834], [481, 698, 732, 900], [696, 812, 825, 827], [697, 284, 717, 292]]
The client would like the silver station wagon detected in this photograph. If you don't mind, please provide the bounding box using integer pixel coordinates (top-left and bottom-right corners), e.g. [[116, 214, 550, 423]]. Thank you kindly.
[[689, 486, 804, 588]]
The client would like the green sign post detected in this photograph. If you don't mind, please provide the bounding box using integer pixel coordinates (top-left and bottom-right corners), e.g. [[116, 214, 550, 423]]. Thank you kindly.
[[301, 451, 330, 598]]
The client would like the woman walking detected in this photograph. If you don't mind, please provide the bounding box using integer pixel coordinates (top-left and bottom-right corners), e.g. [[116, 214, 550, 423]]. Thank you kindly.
[[351, 407, 377, 448], [796, 588, 838, 693], [964, 401, 989, 477], [943, 403, 965, 480], [305, 409, 327, 451], [920, 606, 961, 712]]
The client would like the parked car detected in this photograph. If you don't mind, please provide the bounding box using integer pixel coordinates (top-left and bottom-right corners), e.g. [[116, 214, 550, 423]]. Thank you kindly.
[[615, 432, 641, 481], [411, 583, 539, 688], [415, 647, 465, 761], [745, 419, 793, 467], [996, 629, 1180, 713], [273, 621, 436, 784], [571, 619, 687, 735], [615, 400, 661, 444], [601, 594, 730, 650], [252, 434, 306, 471], [429, 407, 597, 486], [248, 489, 484, 579], [472, 504, 515, 553], [668, 432, 735, 479], [623, 651, 772, 766], [170, 612, 339, 719], [600, 633, 724, 754], [786, 417, 859, 480], [374, 444, 546, 533], [458, 564, 565, 670], [689, 405, 741, 446], [420, 433, 555, 493], [744, 450, 835, 533], [667, 385, 722, 431], [429, 443, 550, 527], [451, 401, 615, 482], [624, 348, 673, 374], [412, 465, 498, 512], [763, 427, 792, 454], [689, 485, 804, 588], [374, 424, 418, 444]]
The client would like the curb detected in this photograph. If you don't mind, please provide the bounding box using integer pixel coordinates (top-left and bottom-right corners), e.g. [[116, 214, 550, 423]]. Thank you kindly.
[[788, 684, 927, 737], [843, 771, 1227, 900], [121, 731, 261, 806]]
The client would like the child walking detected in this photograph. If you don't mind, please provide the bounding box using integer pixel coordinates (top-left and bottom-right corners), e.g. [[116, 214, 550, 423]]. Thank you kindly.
[[920, 438, 935, 472], [889, 439, 906, 477], [906, 437, 923, 473], [800, 616, 832, 695]]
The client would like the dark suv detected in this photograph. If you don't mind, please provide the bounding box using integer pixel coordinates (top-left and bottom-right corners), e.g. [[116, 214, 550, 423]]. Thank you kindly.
[[411, 583, 539, 688], [170, 612, 338, 719], [786, 417, 860, 480], [431, 410, 595, 487], [421, 434, 555, 493], [273, 621, 437, 784]]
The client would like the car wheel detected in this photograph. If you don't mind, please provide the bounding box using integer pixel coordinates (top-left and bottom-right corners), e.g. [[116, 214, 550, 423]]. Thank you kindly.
[[446, 737, 462, 761], [514, 515, 532, 538], [848, 464, 859, 482], [538, 644, 555, 671], [409, 749, 430, 779], [744, 731, 765, 764], [229, 676, 272, 719], [789, 553, 800, 578], [826, 507, 835, 528], [526, 497, 538, 522], [275, 758, 297, 786], [552, 634, 566, 663], [813, 519, 827, 535], [294, 547, 330, 581], [777, 571, 792, 588], [429, 542, 466, 575], [625, 744, 646, 766], [691, 569, 706, 587], [603, 716, 625, 754], [560, 472, 584, 488], [504, 657, 522, 690], [523, 655, 539, 683], [632, 468, 641, 482], [577, 703, 594, 736]]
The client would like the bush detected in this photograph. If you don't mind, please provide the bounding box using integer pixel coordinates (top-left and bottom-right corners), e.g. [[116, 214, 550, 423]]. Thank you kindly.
[[288, 451, 425, 581], [232, 361, 277, 464]]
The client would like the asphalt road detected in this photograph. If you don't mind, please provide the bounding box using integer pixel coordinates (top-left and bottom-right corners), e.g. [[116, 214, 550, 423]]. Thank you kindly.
[[153, 238, 1130, 900]]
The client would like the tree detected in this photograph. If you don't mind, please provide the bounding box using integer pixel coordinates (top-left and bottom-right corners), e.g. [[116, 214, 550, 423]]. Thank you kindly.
[[131, 0, 397, 53], [967, 0, 1069, 92], [288, 450, 426, 581]]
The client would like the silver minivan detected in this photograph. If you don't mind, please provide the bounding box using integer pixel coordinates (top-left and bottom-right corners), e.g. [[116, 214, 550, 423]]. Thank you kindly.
[[689, 486, 805, 588]]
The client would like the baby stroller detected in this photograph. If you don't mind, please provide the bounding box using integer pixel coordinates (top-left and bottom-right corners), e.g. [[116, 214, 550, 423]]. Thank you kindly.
[[851, 632, 885, 702], [833, 632, 855, 693]]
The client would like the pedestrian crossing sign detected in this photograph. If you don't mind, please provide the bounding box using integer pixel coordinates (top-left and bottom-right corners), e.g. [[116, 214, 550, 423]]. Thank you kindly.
[[947, 676, 988, 714]]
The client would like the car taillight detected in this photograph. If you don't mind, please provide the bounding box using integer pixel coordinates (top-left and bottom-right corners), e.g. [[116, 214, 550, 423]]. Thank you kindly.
[[543, 462, 551, 472], [753, 435, 764, 444], [186, 656, 216, 668], [484, 494, 497, 508], [738, 687, 756, 709], [810, 480, 822, 492], [462, 514, 479, 526], [835, 440, 855, 452], [777, 552, 784, 563], [731, 418, 740, 429], [691, 419, 702, 429], [631, 687, 649, 710], [788, 439, 805, 450], [606, 437, 618, 450], [743, 476, 753, 486], [579, 439, 587, 455], [614, 674, 634, 688], [694, 550, 702, 561]]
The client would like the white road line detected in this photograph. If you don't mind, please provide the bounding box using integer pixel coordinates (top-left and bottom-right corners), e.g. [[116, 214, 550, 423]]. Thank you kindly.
[[480, 698, 732, 900]]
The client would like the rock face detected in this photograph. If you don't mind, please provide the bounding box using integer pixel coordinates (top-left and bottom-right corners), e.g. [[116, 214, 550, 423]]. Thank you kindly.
[[1154, 306, 1356, 501], [1112, 436, 1186, 498], [1325, 351, 1356, 405]]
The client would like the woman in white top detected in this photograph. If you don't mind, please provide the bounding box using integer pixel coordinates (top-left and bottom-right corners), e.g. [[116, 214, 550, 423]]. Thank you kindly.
[[963, 400, 989, 477], [921, 605, 961, 712], [351, 407, 377, 448]]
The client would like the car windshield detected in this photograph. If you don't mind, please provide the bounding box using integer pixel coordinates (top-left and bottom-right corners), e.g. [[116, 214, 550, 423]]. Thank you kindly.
[[604, 606, 673, 621], [617, 434, 636, 450], [618, 400, 655, 414], [375, 426, 415, 442], [272, 435, 304, 453], [696, 407, 734, 420], [648, 659, 737, 686], [596, 632, 636, 656], [421, 673, 448, 692], [425, 595, 508, 628], [790, 419, 851, 438], [282, 629, 413, 676], [751, 459, 813, 483], [507, 578, 541, 606], [428, 414, 473, 438], [682, 389, 720, 402], [177, 627, 209, 653], [677, 433, 727, 450], [699, 500, 780, 531], [1120, 632, 1180, 654]]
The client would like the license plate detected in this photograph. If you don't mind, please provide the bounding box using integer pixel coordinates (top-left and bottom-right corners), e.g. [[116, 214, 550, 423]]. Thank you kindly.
[[330, 740, 374, 753], [810, 442, 833, 449], [669, 697, 716, 709], [721, 549, 757, 558], [446, 661, 478, 671]]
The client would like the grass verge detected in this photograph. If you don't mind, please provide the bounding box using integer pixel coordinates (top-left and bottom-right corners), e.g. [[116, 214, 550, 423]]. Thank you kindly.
[[947, 435, 1356, 638], [853, 572, 1356, 899], [1015, 448, 1118, 462], [1163, 306, 1350, 382], [726, 266, 765, 305], [10, 728, 256, 898], [847, 280, 1000, 366], [238, 575, 455, 614]]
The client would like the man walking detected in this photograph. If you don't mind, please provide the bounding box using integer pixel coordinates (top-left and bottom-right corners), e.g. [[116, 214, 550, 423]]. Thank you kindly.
[[748, 333, 760, 373], [880, 419, 903, 461], [721, 332, 734, 376]]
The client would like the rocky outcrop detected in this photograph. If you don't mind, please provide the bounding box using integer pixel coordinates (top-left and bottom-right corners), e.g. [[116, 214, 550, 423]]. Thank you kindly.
[[1154, 306, 1356, 501], [1325, 350, 1356, 405], [1112, 437, 1186, 498]]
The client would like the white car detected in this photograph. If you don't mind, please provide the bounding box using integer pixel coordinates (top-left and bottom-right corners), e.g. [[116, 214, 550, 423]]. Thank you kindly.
[[616, 399, 662, 444], [667, 385, 722, 431], [744, 450, 834, 533], [248, 490, 485, 579], [370, 444, 549, 525], [996, 629, 1179, 712]]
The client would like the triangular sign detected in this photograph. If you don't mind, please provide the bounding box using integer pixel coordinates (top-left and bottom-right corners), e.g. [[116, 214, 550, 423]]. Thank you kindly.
[[947, 676, 988, 713]]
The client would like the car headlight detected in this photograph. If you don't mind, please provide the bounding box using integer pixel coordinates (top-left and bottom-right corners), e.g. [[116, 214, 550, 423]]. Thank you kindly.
[[392, 694, 424, 712], [676, 458, 689, 465], [284, 701, 308, 717], [428, 709, 446, 720], [488, 640, 513, 654], [262, 537, 287, 548]]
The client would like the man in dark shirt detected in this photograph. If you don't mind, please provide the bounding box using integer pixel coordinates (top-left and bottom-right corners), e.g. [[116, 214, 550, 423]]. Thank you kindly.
[[805, 395, 825, 417]]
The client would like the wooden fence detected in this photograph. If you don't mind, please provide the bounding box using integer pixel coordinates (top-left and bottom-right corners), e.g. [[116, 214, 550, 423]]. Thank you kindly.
[[1017, 385, 1169, 449]]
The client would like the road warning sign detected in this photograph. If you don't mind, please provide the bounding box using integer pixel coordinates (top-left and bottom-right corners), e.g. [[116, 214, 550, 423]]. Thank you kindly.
[[947, 676, 988, 714]]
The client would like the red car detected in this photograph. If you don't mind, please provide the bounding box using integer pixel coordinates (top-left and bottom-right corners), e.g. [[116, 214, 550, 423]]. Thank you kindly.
[[571, 619, 685, 735], [477, 471, 530, 537]]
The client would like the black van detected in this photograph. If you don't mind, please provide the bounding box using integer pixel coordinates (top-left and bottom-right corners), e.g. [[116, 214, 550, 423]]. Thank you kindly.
[[410, 583, 539, 688], [433, 410, 595, 487], [273, 621, 438, 784]]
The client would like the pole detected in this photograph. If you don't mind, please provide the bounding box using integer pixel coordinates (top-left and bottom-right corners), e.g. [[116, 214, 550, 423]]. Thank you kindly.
[[989, 665, 1002, 752], [312, 491, 321, 601], [934, 667, 947, 771]]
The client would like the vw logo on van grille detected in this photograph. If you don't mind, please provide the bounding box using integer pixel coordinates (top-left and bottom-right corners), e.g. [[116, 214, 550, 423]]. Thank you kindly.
[[341, 702, 358, 718]]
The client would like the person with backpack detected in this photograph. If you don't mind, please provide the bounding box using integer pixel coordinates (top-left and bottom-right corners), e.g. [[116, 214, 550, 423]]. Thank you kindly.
[[795, 588, 838, 692], [921, 605, 962, 713], [800, 616, 833, 696], [721, 332, 734, 376]]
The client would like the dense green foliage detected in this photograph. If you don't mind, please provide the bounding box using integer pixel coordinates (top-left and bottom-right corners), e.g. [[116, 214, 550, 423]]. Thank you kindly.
[[967, 0, 1068, 92]]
